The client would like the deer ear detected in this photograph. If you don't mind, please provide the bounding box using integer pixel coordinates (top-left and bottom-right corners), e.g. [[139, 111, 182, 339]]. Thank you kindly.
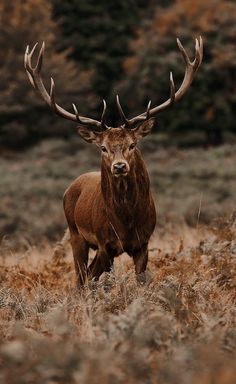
[[78, 126, 100, 143], [133, 118, 155, 139]]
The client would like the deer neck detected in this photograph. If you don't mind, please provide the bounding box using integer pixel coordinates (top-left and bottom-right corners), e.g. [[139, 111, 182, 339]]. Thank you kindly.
[[101, 150, 150, 220]]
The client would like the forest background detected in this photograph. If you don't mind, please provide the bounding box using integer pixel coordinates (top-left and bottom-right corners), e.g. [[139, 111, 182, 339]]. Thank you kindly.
[[0, 0, 235, 149]]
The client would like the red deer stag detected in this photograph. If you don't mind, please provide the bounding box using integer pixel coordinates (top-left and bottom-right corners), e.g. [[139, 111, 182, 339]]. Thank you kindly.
[[24, 37, 203, 285]]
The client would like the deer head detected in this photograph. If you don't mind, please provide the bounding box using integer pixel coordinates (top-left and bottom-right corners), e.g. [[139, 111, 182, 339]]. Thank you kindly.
[[24, 38, 203, 176], [77, 120, 154, 176]]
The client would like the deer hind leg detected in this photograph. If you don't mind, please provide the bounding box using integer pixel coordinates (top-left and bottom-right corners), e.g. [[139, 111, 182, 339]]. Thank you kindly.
[[133, 244, 148, 284], [70, 230, 89, 286], [88, 249, 114, 282]]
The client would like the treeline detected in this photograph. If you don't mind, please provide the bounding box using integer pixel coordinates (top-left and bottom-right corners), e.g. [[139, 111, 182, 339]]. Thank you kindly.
[[0, 0, 235, 149]]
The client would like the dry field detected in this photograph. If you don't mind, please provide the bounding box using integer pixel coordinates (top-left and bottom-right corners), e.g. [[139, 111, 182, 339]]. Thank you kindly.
[[0, 218, 236, 383], [0, 138, 236, 246], [0, 139, 236, 383]]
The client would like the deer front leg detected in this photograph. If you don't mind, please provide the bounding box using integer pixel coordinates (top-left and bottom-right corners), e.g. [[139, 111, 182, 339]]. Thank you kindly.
[[70, 230, 89, 286], [88, 249, 114, 282], [133, 244, 148, 284]]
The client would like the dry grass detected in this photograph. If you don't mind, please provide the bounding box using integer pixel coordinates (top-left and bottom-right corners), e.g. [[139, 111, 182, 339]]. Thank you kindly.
[[0, 139, 235, 382], [0, 217, 235, 383]]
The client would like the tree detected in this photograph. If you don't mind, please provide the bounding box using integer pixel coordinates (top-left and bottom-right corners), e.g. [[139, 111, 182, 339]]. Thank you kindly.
[[0, 0, 94, 147], [117, 0, 236, 145], [51, 0, 150, 123]]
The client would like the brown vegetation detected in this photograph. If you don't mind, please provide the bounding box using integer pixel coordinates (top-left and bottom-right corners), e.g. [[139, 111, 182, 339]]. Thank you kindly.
[[0, 140, 235, 382], [0, 216, 235, 383]]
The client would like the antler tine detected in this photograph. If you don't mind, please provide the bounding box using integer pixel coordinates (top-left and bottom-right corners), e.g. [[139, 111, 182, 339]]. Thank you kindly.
[[24, 45, 29, 68], [50, 77, 58, 113], [101, 99, 108, 129], [176, 38, 190, 65], [72, 103, 80, 121], [24, 43, 38, 71], [199, 36, 203, 62], [24, 42, 107, 130], [126, 37, 203, 128], [24, 43, 38, 87], [35, 41, 45, 73], [169, 72, 175, 105], [116, 95, 129, 126], [174, 36, 203, 100], [72, 100, 107, 130], [193, 36, 203, 70], [146, 100, 152, 119]]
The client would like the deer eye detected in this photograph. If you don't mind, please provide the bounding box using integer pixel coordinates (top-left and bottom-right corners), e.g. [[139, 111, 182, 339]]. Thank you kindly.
[[101, 146, 107, 153], [129, 143, 136, 150]]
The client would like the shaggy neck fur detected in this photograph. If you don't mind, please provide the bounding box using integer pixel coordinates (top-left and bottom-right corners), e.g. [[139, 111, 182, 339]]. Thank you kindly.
[[101, 150, 150, 226]]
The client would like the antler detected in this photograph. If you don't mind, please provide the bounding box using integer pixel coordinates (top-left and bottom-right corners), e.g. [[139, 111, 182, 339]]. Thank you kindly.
[[24, 42, 108, 130], [116, 37, 203, 128]]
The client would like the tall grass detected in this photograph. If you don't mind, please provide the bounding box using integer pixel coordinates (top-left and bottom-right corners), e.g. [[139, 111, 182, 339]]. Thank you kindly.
[[0, 217, 235, 383]]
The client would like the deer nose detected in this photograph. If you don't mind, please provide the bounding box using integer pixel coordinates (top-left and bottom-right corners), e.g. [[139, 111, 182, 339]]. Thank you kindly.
[[113, 162, 127, 173]]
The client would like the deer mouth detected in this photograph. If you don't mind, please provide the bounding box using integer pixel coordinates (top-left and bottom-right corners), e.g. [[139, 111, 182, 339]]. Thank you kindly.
[[112, 167, 128, 177], [114, 171, 128, 178]]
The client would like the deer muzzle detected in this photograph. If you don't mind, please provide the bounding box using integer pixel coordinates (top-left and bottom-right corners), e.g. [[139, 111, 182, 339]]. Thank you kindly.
[[112, 161, 130, 176]]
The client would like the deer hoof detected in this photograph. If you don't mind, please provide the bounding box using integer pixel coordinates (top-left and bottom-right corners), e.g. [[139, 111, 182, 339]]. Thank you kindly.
[[136, 272, 146, 285]]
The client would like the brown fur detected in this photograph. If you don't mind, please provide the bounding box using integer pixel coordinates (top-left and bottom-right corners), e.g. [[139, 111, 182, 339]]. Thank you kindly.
[[63, 123, 156, 285]]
